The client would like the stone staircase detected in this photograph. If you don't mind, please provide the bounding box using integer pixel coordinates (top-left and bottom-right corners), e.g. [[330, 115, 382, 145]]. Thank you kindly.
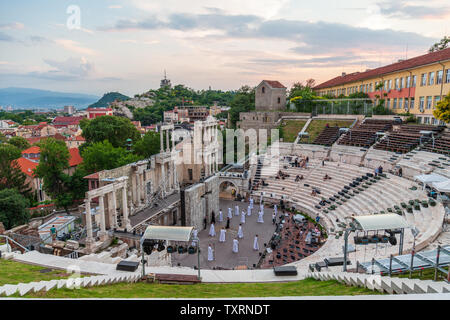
[[0, 272, 141, 297], [307, 271, 450, 294]]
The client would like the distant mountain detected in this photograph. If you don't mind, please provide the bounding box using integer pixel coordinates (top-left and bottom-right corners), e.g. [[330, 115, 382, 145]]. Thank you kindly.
[[88, 92, 130, 109], [0, 87, 99, 110]]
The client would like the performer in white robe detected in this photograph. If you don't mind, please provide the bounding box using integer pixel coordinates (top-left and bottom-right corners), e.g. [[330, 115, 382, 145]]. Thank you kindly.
[[260, 203, 264, 213], [219, 228, 226, 242], [237, 224, 244, 239], [227, 207, 233, 219], [232, 238, 239, 253], [247, 205, 252, 216], [235, 205, 240, 216], [257, 210, 264, 223], [274, 204, 277, 216], [250, 197, 254, 209], [191, 228, 198, 246], [240, 211, 246, 224], [207, 245, 214, 261], [219, 209, 223, 222], [209, 223, 216, 237], [253, 235, 259, 251]]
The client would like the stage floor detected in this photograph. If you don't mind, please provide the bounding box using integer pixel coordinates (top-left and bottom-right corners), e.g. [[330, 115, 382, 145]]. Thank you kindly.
[[171, 199, 277, 270]]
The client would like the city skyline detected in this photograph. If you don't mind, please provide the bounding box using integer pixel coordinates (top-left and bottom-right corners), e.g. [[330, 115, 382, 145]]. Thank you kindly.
[[0, 0, 449, 96]]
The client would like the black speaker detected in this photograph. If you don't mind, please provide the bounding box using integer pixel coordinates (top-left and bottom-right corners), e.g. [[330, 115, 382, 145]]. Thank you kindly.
[[143, 239, 154, 255], [157, 241, 165, 252], [167, 245, 174, 253], [188, 246, 197, 254], [389, 236, 397, 246], [178, 246, 186, 254]]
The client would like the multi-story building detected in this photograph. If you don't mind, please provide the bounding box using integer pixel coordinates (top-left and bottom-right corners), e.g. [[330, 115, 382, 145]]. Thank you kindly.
[[314, 48, 450, 124]]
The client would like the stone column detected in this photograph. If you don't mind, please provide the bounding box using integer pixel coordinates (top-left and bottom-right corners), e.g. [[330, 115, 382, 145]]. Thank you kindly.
[[112, 189, 117, 229], [98, 195, 107, 240], [85, 198, 94, 246], [140, 173, 145, 204], [160, 128, 164, 153], [161, 163, 166, 196], [135, 172, 142, 206], [122, 186, 131, 231], [166, 129, 170, 152]]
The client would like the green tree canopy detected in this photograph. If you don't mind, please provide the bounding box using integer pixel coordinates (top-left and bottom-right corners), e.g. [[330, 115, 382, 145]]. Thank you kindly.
[[429, 36, 450, 53], [80, 115, 142, 148], [8, 136, 31, 150], [228, 86, 255, 128], [433, 92, 450, 123], [80, 140, 142, 174], [134, 131, 161, 158], [0, 188, 30, 230], [0, 144, 32, 198]]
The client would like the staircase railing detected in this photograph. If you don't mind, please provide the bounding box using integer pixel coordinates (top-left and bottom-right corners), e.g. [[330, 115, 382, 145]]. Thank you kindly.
[[0, 235, 30, 253]]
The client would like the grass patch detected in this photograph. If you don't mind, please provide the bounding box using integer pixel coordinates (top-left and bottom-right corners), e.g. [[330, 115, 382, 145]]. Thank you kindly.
[[18, 278, 380, 298], [303, 120, 354, 143], [279, 120, 307, 142], [0, 259, 74, 286]]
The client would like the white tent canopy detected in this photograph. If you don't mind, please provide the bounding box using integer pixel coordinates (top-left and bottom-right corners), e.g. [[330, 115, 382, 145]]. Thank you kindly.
[[351, 214, 410, 231], [414, 173, 447, 184], [432, 179, 450, 193], [141, 226, 194, 242]]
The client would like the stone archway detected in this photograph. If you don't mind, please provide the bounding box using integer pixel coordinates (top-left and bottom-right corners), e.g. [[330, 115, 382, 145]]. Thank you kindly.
[[219, 180, 239, 200]]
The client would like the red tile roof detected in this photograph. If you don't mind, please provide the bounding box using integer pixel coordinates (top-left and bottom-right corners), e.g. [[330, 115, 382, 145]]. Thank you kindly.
[[15, 157, 38, 177], [262, 80, 286, 88], [52, 116, 85, 126], [83, 172, 99, 179], [314, 47, 450, 90], [22, 146, 40, 155], [68, 148, 83, 167]]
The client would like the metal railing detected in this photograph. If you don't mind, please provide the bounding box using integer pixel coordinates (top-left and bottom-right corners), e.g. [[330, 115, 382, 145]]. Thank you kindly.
[[0, 235, 30, 253]]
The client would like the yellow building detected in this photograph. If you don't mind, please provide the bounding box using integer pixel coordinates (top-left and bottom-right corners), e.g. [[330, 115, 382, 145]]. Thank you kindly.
[[314, 47, 450, 125]]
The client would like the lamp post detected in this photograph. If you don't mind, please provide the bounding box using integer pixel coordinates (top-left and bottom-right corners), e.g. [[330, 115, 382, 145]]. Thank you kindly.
[[194, 235, 201, 280]]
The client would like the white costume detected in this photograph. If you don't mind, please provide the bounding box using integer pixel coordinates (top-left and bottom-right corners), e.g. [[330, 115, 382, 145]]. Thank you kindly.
[[235, 205, 240, 216], [232, 239, 239, 253], [227, 208, 233, 219], [247, 205, 251, 216], [260, 203, 264, 213], [274, 204, 277, 215], [237, 225, 244, 239], [240, 211, 246, 224], [250, 197, 254, 209], [209, 223, 216, 237], [257, 211, 264, 223], [191, 229, 198, 246], [219, 210, 223, 222], [253, 236, 259, 251], [207, 246, 214, 261], [219, 229, 226, 242]]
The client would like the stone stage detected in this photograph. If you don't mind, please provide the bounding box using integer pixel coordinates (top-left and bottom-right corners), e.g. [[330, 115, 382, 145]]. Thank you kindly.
[[171, 199, 277, 270]]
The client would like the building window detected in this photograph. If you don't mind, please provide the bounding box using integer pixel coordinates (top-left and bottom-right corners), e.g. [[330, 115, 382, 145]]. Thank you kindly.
[[400, 77, 404, 89], [399, 98, 403, 109], [434, 96, 441, 107], [424, 117, 430, 124], [410, 97, 415, 109], [404, 98, 408, 110], [437, 70, 443, 84], [419, 97, 424, 110], [446, 69, 450, 83], [429, 72, 435, 85], [388, 80, 392, 90], [384, 80, 387, 90], [426, 96, 432, 109], [277, 97, 281, 104], [406, 76, 410, 88], [188, 169, 193, 181], [395, 78, 399, 89], [369, 83, 373, 92], [393, 98, 397, 109], [412, 75, 417, 87], [421, 73, 427, 86], [262, 86, 265, 93], [386, 99, 391, 109]]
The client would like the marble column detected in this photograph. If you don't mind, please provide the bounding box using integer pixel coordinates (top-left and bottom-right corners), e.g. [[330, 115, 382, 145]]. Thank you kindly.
[[98, 195, 106, 239], [166, 129, 170, 152], [112, 189, 117, 229], [160, 128, 164, 153], [135, 172, 142, 206], [122, 186, 131, 231], [85, 198, 94, 245]]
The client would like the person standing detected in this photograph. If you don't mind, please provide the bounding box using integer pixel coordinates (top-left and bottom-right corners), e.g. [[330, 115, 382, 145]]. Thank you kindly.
[[50, 225, 57, 240], [211, 211, 216, 225], [274, 204, 277, 216], [260, 203, 264, 212], [191, 228, 198, 247], [209, 222, 216, 237], [247, 205, 252, 216], [237, 224, 244, 239], [257, 210, 264, 223], [232, 238, 239, 253], [253, 234, 259, 251], [272, 212, 276, 225], [228, 207, 233, 219], [240, 211, 246, 224], [235, 205, 240, 216], [219, 209, 223, 222], [250, 197, 254, 209], [226, 217, 230, 229], [207, 244, 214, 261], [219, 227, 226, 243]]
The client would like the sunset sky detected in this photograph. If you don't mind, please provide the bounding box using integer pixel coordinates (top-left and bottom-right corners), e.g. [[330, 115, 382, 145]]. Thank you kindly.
[[0, 0, 449, 96]]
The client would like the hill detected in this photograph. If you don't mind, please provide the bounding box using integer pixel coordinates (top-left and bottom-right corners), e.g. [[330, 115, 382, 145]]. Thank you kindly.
[[88, 92, 130, 109], [0, 87, 99, 109]]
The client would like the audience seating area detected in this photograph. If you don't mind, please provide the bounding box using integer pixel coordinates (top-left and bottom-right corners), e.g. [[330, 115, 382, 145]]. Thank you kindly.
[[312, 126, 340, 146], [338, 119, 394, 148], [421, 129, 450, 156], [374, 124, 443, 154]]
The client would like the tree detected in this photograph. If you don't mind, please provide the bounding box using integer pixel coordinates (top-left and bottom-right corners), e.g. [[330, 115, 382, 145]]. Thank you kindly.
[[33, 138, 72, 211], [0, 144, 32, 198], [80, 115, 142, 148], [228, 86, 255, 128], [8, 136, 31, 150], [433, 92, 450, 123], [134, 131, 161, 158], [0, 188, 30, 230], [429, 36, 450, 53], [80, 140, 142, 174]]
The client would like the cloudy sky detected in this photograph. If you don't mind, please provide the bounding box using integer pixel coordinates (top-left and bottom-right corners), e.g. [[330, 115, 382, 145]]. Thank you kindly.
[[0, 0, 449, 96]]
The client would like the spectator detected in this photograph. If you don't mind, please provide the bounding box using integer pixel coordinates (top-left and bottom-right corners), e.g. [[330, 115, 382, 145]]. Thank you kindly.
[[50, 225, 57, 240]]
